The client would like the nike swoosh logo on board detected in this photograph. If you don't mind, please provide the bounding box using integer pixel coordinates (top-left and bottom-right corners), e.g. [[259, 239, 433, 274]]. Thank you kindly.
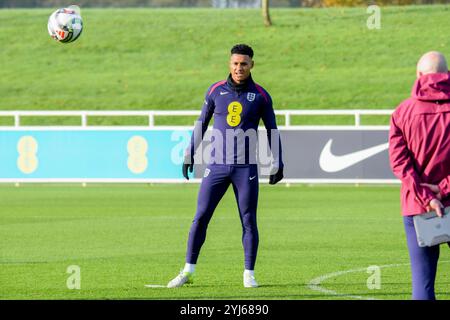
[[319, 139, 389, 173]]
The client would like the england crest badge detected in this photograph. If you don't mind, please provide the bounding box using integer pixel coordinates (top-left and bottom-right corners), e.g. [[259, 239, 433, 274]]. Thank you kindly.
[[247, 92, 256, 102]]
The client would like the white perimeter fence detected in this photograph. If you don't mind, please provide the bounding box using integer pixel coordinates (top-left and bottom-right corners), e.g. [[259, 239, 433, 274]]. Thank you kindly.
[[0, 109, 393, 128], [0, 110, 396, 184]]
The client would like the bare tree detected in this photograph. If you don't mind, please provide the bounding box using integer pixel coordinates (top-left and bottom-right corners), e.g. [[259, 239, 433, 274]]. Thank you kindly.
[[262, 0, 272, 26]]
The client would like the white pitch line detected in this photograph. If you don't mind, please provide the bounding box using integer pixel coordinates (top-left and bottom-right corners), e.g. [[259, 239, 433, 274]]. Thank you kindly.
[[144, 284, 167, 288], [307, 260, 450, 300]]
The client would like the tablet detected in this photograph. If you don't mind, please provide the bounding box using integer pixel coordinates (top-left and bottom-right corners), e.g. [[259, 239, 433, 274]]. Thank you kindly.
[[413, 206, 450, 247]]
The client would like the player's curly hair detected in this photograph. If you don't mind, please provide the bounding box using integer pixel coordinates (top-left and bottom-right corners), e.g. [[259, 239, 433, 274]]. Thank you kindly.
[[231, 44, 254, 58]]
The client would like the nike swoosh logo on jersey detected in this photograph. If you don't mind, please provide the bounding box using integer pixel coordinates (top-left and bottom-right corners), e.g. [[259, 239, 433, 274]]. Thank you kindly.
[[220, 91, 228, 95], [249, 176, 257, 180], [319, 139, 389, 173]]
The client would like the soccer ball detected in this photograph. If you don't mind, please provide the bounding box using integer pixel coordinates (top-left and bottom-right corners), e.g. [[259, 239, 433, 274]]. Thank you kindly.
[[48, 6, 83, 43]]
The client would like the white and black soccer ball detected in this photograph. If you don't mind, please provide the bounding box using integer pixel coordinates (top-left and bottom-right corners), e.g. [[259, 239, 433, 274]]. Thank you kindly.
[[47, 6, 83, 43]]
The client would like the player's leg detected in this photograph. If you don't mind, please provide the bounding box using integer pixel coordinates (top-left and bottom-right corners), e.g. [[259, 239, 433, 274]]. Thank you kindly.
[[167, 165, 231, 288], [403, 216, 440, 300], [186, 165, 231, 264], [231, 165, 259, 287]]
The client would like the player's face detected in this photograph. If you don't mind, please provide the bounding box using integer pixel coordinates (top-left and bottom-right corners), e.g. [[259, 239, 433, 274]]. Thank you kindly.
[[229, 54, 254, 84]]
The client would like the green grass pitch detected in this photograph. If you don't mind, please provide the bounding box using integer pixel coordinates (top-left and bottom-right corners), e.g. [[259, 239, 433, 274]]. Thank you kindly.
[[0, 6, 449, 115], [0, 184, 449, 299]]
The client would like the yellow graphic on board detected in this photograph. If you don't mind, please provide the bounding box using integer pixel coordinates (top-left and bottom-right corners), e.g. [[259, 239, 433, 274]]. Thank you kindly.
[[17, 136, 38, 174], [127, 136, 148, 174]]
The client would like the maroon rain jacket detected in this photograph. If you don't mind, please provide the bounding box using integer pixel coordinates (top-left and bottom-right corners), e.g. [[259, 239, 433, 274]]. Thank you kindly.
[[389, 72, 450, 216]]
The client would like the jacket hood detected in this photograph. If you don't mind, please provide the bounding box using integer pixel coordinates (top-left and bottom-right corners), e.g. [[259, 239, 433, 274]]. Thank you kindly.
[[412, 71, 450, 101]]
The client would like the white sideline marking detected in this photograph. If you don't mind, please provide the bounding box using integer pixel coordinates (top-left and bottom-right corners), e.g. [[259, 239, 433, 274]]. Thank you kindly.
[[144, 284, 166, 288], [307, 260, 450, 300]]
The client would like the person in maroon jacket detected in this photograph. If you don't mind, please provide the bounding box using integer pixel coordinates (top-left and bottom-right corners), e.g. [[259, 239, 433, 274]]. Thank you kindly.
[[389, 51, 450, 300]]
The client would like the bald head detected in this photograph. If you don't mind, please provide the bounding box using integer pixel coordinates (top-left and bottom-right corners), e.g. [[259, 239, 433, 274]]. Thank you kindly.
[[417, 51, 448, 78]]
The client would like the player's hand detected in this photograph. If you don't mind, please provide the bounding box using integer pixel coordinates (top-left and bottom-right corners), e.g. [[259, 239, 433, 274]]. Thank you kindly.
[[421, 183, 442, 200], [269, 167, 284, 185], [426, 198, 444, 218], [182, 157, 194, 180]]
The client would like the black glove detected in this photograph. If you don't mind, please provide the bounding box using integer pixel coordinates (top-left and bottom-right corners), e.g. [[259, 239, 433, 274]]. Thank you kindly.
[[182, 157, 194, 180], [269, 167, 284, 185]]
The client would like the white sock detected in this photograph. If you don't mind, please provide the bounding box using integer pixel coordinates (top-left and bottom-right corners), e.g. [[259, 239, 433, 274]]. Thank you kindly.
[[183, 263, 195, 274], [244, 269, 254, 277]]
